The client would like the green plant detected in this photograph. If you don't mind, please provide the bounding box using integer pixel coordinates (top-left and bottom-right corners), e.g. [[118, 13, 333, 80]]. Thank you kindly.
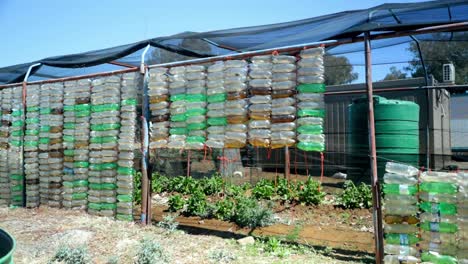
[[151, 173, 170, 193], [214, 198, 235, 221], [200, 176, 224, 195], [167, 195, 185, 212], [48, 245, 90, 264], [107, 255, 119, 264], [336, 181, 372, 209], [168, 176, 200, 194], [298, 179, 325, 205], [276, 178, 298, 202], [252, 179, 275, 200], [185, 190, 207, 217], [135, 238, 169, 264], [285, 224, 302, 242], [262, 237, 290, 258], [208, 249, 237, 263], [134, 172, 142, 205], [157, 214, 179, 233], [232, 196, 274, 228]]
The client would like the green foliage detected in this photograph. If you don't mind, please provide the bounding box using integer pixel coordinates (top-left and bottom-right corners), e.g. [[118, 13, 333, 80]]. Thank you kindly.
[[276, 178, 298, 201], [297, 179, 325, 205], [151, 173, 170, 194], [208, 249, 237, 263], [134, 239, 169, 264], [285, 225, 302, 242], [157, 214, 179, 233], [252, 179, 276, 200], [232, 196, 274, 228], [185, 190, 207, 217], [337, 181, 372, 209], [167, 195, 185, 212], [261, 237, 290, 258], [324, 55, 358, 85], [169, 176, 200, 194], [225, 182, 249, 197], [106, 255, 119, 264], [134, 172, 142, 205], [49, 245, 90, 264], [214, 198, 235, 221], [200, 176, 224, 195]]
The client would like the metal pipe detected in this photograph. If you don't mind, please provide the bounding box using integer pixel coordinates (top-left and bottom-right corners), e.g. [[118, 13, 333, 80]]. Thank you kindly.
[[140, 44, 152, 225], [364, 32, 384, 264], [108, 61, 138, 69], [284, 146, 290, 180], [21, 63, 41, 207]]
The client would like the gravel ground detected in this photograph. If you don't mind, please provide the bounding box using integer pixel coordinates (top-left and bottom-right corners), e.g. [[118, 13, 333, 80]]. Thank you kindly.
[[0, 207, 370, 264]]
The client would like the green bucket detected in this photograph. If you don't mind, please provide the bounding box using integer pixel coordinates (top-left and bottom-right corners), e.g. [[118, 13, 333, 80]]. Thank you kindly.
[[0, 229, 15, 264]]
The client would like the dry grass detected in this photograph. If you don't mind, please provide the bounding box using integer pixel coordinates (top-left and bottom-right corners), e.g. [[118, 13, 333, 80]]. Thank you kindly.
[[0, 207, 366, 264]]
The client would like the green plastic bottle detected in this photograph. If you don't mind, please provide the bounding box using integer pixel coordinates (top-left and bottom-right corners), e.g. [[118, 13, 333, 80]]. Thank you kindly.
[[420, 202, 457, 215], [385, 233, 419, 245], [421, 251, 458, 264], [420, 182, 458, 194], [420, 221, 458, 233], [383, 184, 418, 195]]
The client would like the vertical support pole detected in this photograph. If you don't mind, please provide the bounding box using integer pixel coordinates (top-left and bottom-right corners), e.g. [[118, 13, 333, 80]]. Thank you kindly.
[[284, 146, 290, 181], [140, 45, 151, 225], [187, 150, 191, 177], [364, 32, 384, 264]]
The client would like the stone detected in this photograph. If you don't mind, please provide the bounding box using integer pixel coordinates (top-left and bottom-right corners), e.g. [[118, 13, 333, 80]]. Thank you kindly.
[[237, 236, 255, 246]]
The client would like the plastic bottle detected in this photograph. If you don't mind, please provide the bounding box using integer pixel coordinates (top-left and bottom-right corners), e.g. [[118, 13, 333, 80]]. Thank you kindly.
[[385, 233, 420, 245], [383, 173, 418, 185], [383, 184, 418, 195], [383, 255, 419, 264], [420, 221, 458, 233], [385, 162, 419, 176], [421, 251, 458, 264], [420, 182, 458, 194], [420, 202, 457, 215]]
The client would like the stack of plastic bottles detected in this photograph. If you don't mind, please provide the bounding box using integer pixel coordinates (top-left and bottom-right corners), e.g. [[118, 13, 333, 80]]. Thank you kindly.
[[457, 171, 467, 263], [8, 86, 24, 206], [296, 48, 326, 152], [47, 83, 64, 208], [62, 81, 77, 209], [168, 66, 187, 149], [116, 72, 138, 221], [89, 76, 120, 217], [224, 60, 248, 148], [270, 55, 297, 149], [148, 67, 169, 149], [383, 162, 420, 264], [206, 61, 227, 149], [0, 89, 9, 206], [419, 171, 461, 264], [185, 65, 207, 150], [5, 87, 22, 207], [62, 80, 90, 209], [38, 84, 51, 205], [248, 55, 272, 148], [24, 84, 40, 208]]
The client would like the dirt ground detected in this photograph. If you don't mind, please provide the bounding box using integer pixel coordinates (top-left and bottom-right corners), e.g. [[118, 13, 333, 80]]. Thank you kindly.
[[0, 207, 374, 264]]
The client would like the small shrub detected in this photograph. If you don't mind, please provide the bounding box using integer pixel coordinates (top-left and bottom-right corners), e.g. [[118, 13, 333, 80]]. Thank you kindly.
[[167, 195, 185, 212], [214, 198, 235, 221], [276, 178, 298, 202], [232, 196, 274, 228], [208, 249, 237, 263], [224, 183, 244, 197], [200, 176, 224, 195], [262, 237, 290, 258], [336, 181, 372, 209], [184, 190, 207, 216], [134, 239, 169, 264], [297, 179, 325, 205], [107, 255, 119, 264], [169, 176, 199, 194], [49, 245, 90, 264], [134, 172, 142, 205], [151, 174, 170, 193], [157, 214, 179, 233], [252, 179, 275, 200]]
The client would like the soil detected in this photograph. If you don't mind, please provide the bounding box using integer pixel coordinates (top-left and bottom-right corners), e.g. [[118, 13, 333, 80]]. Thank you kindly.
[[0, 207, 372, 264], [148, 195, 375, 254]]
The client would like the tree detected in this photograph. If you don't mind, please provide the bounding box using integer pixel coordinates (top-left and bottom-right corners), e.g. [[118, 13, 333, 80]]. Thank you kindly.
[[383, 66, 407, 81], [405, 33, 468, 84], [324, 55, 358, 85]]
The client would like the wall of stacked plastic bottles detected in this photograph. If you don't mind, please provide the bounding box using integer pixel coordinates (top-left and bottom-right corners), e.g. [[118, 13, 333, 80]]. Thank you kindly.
[[383, 162, 467, 264]]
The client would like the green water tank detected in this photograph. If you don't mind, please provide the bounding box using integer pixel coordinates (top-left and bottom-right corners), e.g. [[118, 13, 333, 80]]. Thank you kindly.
[[348, 96, 420, 180], [0, 229, 15, 264]]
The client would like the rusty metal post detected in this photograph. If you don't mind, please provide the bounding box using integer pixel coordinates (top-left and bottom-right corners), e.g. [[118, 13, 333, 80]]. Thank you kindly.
[[284, 146, 290, 180], [140, 45, 152, 225], [364, 32, 384, 263]]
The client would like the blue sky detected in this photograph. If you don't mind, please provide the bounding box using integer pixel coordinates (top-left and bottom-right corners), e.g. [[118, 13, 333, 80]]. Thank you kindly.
[[0, 0, 423, 82]]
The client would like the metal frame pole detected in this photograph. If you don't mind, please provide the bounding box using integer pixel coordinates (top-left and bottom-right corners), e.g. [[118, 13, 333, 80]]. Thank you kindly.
[[364, 32, 384, 263], [140, 44, 152, 225], [21, 63, 41, 207]]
